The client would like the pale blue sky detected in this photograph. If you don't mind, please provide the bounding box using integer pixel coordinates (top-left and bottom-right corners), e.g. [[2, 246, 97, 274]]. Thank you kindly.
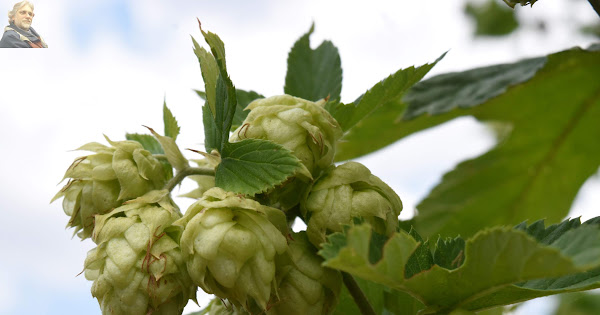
[[0, 0, 598, 314]]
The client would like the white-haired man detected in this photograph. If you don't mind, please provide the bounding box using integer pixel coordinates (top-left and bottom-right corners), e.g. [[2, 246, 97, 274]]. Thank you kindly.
[[0, 1, 47, 48]]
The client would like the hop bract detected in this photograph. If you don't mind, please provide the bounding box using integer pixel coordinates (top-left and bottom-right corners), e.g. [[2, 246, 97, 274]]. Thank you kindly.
[[52, 138, 167, 239], [303, 162, 403, 246], [175, 187, 288, 311], [230, 95, 342, 178], [84, 191, 195, 315], [270, 231, 341, 315]]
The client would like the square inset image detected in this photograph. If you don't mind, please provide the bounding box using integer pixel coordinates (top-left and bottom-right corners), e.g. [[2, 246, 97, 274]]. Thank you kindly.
[[1, 1, 47, 48]]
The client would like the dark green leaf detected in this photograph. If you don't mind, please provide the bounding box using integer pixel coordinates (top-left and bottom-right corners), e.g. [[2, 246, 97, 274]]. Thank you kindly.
[[232, 89, 264, 130], [125, 133, 164, 154], [408, 47, 600, 239], [465, 0, 519, 37], [404, 228, 434, 279], [194, 26, 238, 154], [215, 139, 302, 196], [163, 101, 180, 140], [284, 24, 342, 102], [330, 53, 444, 161], [433, 236, 466, 270], [202, 103, 219, 153], [321, 218, 600, 313]]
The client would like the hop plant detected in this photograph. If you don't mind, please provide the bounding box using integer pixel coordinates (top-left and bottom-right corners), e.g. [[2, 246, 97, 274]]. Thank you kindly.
[[269, 231, 341, 315], [174, 187, 289, 311], [229, 95, 342, 210], [52, 138, 167, 239], [303, 161, 403, 246], [84, 191, 195, 315]]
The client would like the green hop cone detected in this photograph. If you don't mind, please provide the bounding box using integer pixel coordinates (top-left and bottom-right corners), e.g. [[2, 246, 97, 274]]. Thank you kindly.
[[229, 95, 342, 210], [84, 190, 195, 315], [52, 137, 167, 239], [303, 161, 403, 247], [175, 187, 288, 311], [270, 231, 341, 315], [230, 94, 342, 178]]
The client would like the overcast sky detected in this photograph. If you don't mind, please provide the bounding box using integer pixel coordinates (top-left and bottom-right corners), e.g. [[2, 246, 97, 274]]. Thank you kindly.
[[0, 0, 598, 314]]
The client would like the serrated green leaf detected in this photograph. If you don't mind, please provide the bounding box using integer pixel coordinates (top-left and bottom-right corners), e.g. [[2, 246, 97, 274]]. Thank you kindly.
[[405, 47, 600, 239], [433, 236, 466, 270], [163, 100, 180, 141], [215, 139, 302, 196], [192, 37, 218, 116], [284, 23, 342, 102], [196, 26, 237, 154], [329, 53, 444, 161], [320, 218, 600, 313], [196, 88, 264, 132], [202, 103, 219, 153], [404, 228, 434, 279], [465, 0, 519, 37], [125, 133, 164, 154]]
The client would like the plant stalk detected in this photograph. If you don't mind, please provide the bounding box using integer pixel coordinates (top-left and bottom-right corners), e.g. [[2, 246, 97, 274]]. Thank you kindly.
[[164, 167, 215, 192], [589, 0, 600, 18], [342, 272, 376, 315]]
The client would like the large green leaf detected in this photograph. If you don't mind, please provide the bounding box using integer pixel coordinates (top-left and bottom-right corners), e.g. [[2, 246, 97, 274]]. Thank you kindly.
[[284, 24, 342, 102], [320, 217, 600, 314], [409, 47, 600, 239], [329, 54, 444, 160], [215, 139, 303, 196]]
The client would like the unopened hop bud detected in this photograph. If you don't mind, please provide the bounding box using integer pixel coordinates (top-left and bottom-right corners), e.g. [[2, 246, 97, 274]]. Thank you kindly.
[[269, 231, 341, 315], [52, 137, 167, 240], [230, 95, 342, 178], [303, 162, 402, 247], [84, 192, 195, 315], [175, 187, 288, 311]]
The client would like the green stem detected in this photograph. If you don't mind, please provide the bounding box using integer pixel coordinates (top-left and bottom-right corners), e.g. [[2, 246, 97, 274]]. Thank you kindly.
[[589, 0, 600, 19], [342, 272, 376, 315], [164, 167, 215, 192]]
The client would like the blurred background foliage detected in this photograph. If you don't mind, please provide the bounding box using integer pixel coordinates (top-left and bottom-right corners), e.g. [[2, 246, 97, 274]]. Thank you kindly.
[[465, 0, 600, 39]]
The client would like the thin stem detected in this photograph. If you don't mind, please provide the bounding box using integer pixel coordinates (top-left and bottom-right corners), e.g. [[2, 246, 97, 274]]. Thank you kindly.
[[164, 167, 215, 192], [342, 272, 376, 315], [589, 0, 600, 19]]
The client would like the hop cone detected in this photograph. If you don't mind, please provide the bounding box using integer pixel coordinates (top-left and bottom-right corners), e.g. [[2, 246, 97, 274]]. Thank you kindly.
[[270, 231, 341, 315], [52, 137, 167, 239], [229, 95, 342, 210], [303, 162, 402, 246], [175, 187, 288, 311], [84, 191, 195, 315]]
